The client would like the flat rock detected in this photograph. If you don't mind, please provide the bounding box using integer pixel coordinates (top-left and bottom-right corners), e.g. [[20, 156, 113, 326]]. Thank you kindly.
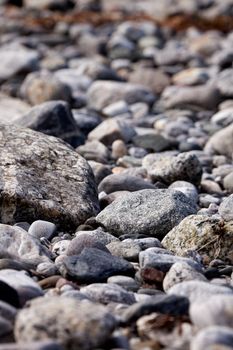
[[87, 81, 155, 111], [96, 189, 197, 239], [162, 215, 233, 264], [59, 247, 134, 283], [167, 281, 233, 303], [98, 174, 155, 194], [190, 295, 233, 328], [0, 124, 99, 231], [14, 297, 116, 350], [80, 283, 136, 305], [0, 224, 52, 267]]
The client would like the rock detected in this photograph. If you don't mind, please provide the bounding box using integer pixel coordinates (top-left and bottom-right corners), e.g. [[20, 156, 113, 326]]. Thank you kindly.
[[204, 123, 233, 159], [87, 81, 155, 111], [168, 181, 199, 202], [139, 248, 202, 273], [223, 172, 233, 192], [0, 342, 64, 350], [190, 295, 233, 328], [28, 220, 57, 240], [88, 161, 112, 185], [16, 101, 80, 145], [0, 46, 39, 83], [88, 118, 136, 146], [216, 68, 233, 98], [107, 275, 139, 292], [142, 152, 202, 185], [0, 316, 12, 337], [0, 280, 20, 308], [96, 189, 197, 239], [0, 224, 52, 267], [132, 133, 171, 152], [122, 294, 189, 324], [0, 124, 99, 231], [14, 297, 116, 350], [98, 174, 155, 194], [77, 140, 110, 163], [0, 301, 17, 322], [111, 139, 128, 159], [59, 247, 134, 283], [36, 262, 58, 277], [0, 94, 30, 124], [24, 0, 74, 10], [80, 283, 136, 305], [219, 195, 233, 221], [211, 108, 233, 127], [191, 326, 233, 350], [172, 67, 209, 86], [163, 262, 207, 292], [66, 233, 110, 256], [103, 101, 129, 117], [129, 68, 170, 95], [52, 240, 70, 255], [106, 240, 142, 261], [167, 281, 233, 303], [160, 84, 221, 110], [162, 215, 233, 264], [20, 71, 72, 106], [0, 269, 43, 305], [75, 228, 119, 246]]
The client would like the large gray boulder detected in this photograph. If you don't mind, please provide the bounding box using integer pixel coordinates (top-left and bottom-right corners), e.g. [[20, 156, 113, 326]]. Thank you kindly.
[[0, 124, 99, 230], [96, 189, 197, 238]]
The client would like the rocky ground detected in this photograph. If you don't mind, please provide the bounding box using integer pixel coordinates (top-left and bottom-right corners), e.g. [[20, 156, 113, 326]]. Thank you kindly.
[[0, 0, 232, 349]]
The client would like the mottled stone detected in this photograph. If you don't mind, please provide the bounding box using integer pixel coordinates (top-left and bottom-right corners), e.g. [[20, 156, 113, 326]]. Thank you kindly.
[[142, 152, 202, 185], [80, 283, 136, 305], [219, 195, 233, 221], [96, 189, 197, 239], [15, 297, 116, 350], [0, 124, 99, 231], [162, 215, 233, 264]]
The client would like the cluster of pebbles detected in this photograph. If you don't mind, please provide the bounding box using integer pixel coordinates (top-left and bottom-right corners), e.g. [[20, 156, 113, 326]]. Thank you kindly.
[[0, 0, 232, 349]]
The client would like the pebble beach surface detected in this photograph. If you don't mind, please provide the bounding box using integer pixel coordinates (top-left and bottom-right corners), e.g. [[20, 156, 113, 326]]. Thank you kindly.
[[0, 0, 233, 349]]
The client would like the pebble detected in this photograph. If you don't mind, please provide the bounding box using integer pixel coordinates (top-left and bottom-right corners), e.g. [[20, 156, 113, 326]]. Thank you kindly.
[[191, 326, 233, 350], [28, 220, 57, 240], [107, 275, 140, 292]]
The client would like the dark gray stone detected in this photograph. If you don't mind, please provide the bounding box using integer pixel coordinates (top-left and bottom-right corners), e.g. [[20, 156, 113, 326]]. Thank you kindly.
[[59, 247, 134, 283], [96, 189, 197, 239], [0, 124, 99, 231], [16, 101, 82, 146], [122, 294, 189, 324]]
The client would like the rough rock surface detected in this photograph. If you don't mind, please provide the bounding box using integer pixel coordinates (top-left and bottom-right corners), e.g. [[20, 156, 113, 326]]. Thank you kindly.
[[96, 189, 197, 238], [0, 124, 99, 230], [162, 215, 233, 263], [14, 297, 116, 350]]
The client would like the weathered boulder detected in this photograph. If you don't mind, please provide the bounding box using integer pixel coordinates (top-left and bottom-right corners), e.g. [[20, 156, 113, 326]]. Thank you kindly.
[[0, 124, 99, 230]]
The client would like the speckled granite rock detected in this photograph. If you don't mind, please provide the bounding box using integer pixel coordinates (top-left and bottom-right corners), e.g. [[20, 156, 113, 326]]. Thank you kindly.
[[162, 215, 233, 264], [0, 124, 99, 230], [96, 189, 197, 238]]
